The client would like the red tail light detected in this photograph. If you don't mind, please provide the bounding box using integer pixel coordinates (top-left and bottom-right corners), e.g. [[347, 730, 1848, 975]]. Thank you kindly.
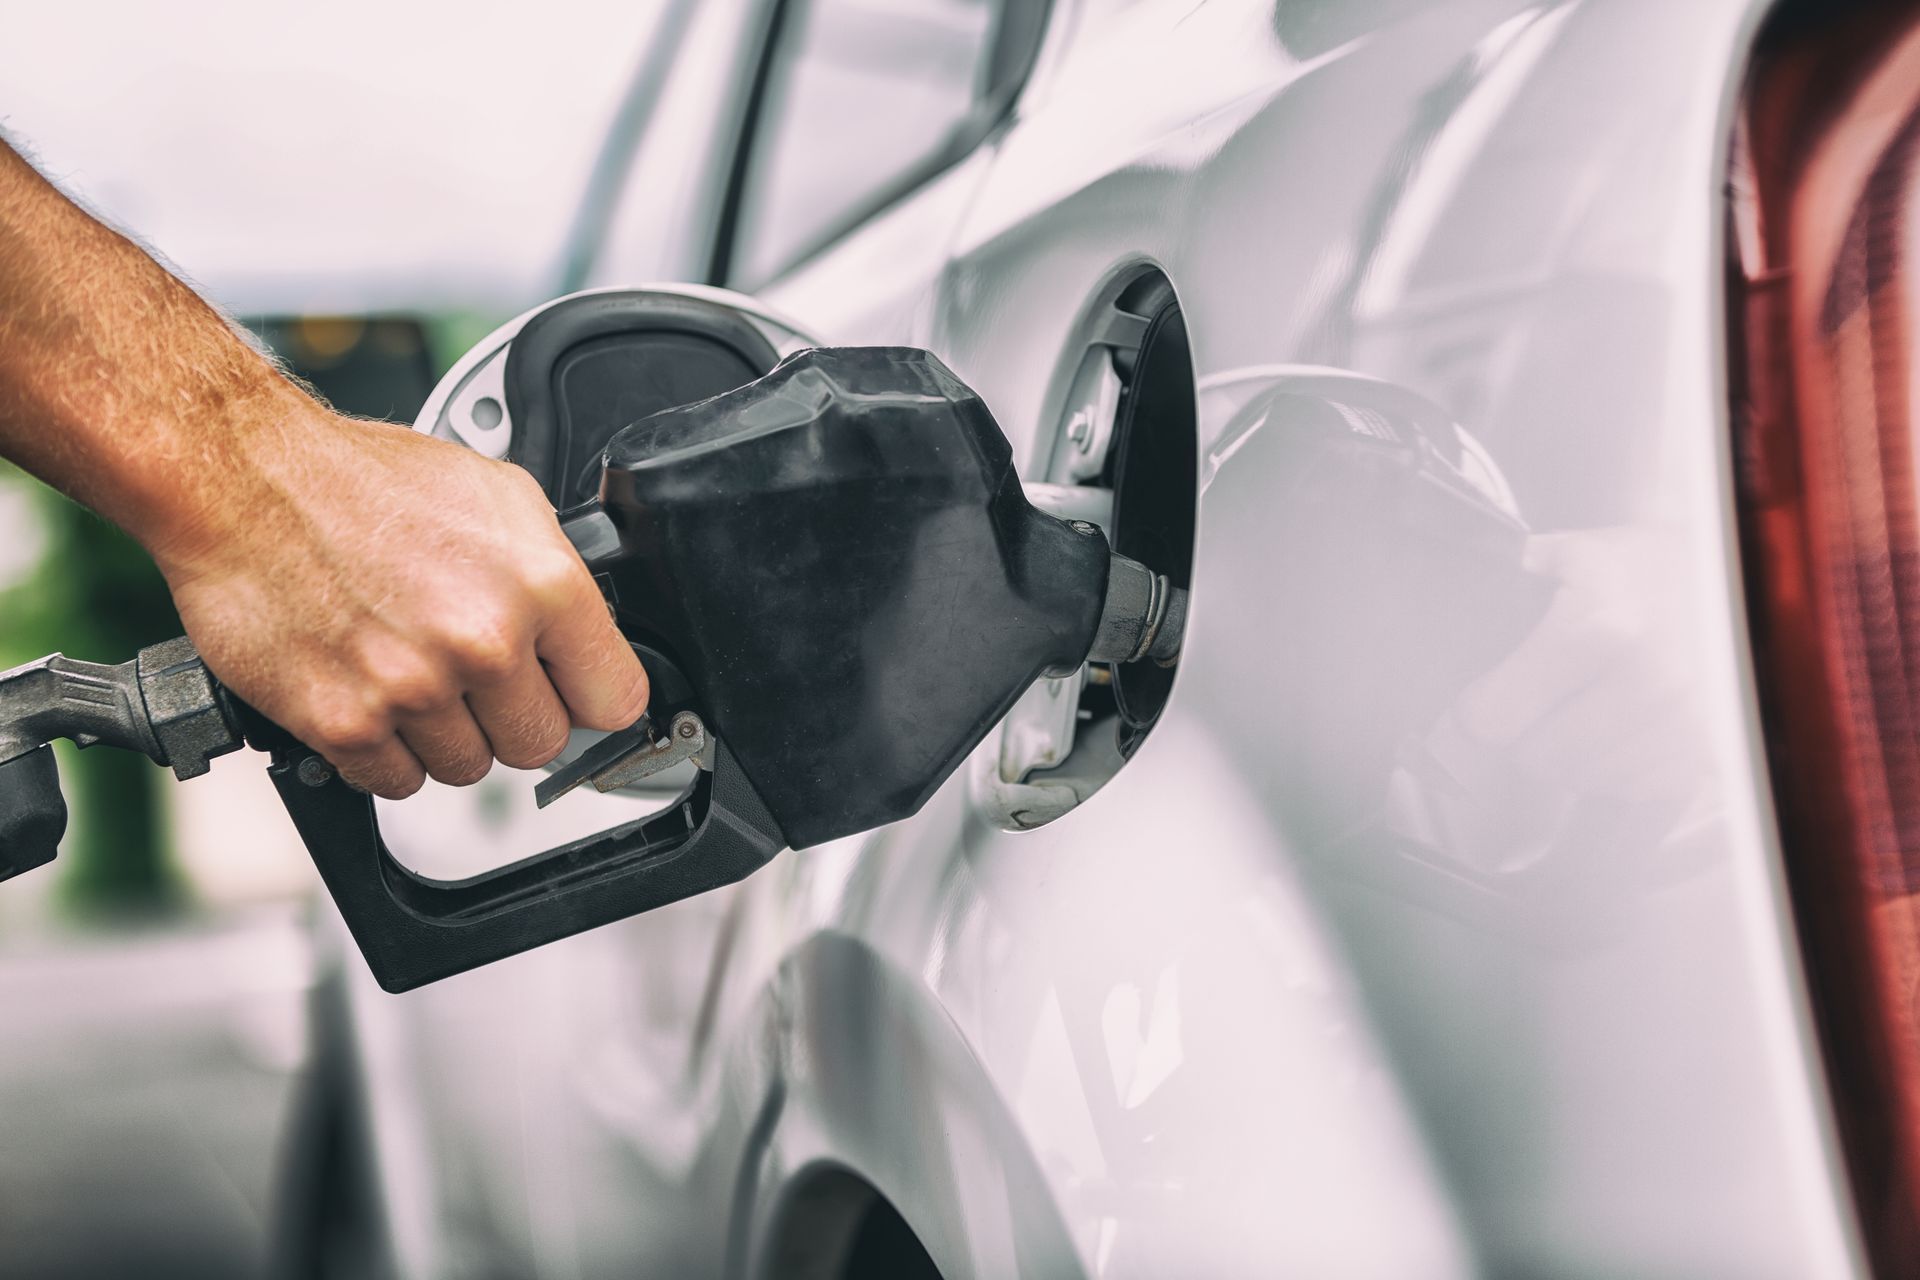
[[1734, 4, 1920, 1270]]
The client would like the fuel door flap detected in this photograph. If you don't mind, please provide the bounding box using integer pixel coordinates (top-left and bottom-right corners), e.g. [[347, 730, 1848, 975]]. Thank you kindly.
[[421, 284, 820, 506]]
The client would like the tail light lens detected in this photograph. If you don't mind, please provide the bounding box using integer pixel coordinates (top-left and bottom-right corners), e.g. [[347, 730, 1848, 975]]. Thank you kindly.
[[1734, 4, 1920, 1269]]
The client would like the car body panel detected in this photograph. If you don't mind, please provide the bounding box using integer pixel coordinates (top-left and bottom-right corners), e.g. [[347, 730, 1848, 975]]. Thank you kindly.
[[323, 0, 1867, 1275]]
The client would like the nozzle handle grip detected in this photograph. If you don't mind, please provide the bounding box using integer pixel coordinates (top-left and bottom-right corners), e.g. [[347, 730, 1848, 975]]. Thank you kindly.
[[267, 739, 785, 993], [0, 746, 67, 883]]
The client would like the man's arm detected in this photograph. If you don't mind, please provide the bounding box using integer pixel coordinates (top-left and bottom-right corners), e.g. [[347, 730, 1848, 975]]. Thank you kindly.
[[0, 140, 648, 799]]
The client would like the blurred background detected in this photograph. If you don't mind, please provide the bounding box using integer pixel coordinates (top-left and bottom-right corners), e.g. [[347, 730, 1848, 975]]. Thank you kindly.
[[0, 3, 667, 1273]]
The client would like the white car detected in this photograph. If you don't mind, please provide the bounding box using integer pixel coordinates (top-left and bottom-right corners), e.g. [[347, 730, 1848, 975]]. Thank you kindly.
[[279, 0, 1920, 1275]]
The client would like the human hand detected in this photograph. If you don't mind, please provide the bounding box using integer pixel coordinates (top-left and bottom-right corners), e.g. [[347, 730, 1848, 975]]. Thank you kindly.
[[145, 394, 648, 799]]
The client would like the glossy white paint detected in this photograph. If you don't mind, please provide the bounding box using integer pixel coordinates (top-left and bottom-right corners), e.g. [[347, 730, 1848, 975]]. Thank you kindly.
[[327, 0, 1868, 1275]]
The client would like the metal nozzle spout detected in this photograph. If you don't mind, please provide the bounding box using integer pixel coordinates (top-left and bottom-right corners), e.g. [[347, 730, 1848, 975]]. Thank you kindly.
[[1086, 554, 1187, 666]]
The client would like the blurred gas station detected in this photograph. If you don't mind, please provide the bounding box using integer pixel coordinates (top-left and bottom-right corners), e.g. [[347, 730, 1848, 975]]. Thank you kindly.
[[0, 4, 664, 1273]]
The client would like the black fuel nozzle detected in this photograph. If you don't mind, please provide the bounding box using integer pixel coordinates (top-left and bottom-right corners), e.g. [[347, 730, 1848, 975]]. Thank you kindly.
[[567, 344, 1186, 849]]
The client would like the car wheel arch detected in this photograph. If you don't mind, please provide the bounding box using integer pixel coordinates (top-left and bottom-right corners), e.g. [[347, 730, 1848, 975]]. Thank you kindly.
[[726, 931, 1087, 1280]]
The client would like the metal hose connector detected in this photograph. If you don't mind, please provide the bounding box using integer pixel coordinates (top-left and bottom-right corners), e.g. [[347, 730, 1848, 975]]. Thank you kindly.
[[1086, 554, 1187, 666]]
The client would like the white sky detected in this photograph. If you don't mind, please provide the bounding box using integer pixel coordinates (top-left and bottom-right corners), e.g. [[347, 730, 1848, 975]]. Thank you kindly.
[[0, 0, 665, 314]]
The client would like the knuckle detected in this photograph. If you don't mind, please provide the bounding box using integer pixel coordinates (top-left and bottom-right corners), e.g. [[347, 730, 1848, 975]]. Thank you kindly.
[[523, 549, 588, 607], [452, 617, 524, 682], [307, 703, 387, 753], [374, 662, 456, 715], [494, 464, 556, 516], [512, 466, 554, 504]]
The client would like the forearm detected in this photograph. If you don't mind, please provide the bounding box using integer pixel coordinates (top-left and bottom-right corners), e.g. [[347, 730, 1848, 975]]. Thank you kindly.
[[0, 136, 647, 796], [0, 138, 300, 558]]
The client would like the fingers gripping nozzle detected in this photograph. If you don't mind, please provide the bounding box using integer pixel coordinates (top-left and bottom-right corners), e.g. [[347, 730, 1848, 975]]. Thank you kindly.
[[0, 638, 243, 881]]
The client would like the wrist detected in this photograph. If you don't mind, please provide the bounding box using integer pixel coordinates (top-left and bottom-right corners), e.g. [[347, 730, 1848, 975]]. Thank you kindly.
[[130, 379, 325, 579]]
